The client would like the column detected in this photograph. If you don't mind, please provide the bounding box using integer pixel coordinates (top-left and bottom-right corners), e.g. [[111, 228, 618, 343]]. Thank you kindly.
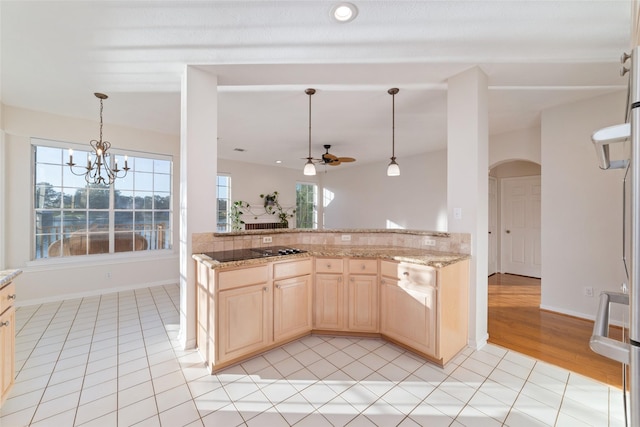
[[179, 66, 218, 349], [447, 66, 489, 349]]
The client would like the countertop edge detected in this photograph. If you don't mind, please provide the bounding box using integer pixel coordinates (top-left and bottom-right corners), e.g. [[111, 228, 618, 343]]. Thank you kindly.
[[192, 247, 469, 269], [0, 269, 23, 287]]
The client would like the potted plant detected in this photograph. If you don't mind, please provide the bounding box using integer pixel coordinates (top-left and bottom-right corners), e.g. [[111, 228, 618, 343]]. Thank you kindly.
[[260, 191, 295, 228], [229, 200, 250, 231]]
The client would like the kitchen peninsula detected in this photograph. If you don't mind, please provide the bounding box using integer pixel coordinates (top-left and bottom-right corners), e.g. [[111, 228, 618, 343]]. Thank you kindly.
[[192, 229, 470, 373]]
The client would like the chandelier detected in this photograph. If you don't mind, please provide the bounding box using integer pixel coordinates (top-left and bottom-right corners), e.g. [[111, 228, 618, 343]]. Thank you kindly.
[[67, 93, 129, 185]]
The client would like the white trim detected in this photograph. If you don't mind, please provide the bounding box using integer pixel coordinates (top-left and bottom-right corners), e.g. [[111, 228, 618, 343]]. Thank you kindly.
[[468, 333, 489, 350], [15, 278, 179, 307], [25, 250, 177, 271], [0, 130, 5, 270], [540, 303, 627, 328]]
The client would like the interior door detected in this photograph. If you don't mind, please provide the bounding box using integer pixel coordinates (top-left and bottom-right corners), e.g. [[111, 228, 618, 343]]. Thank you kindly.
[[502, 176, 541, 278], [488, 176, 498, 275]]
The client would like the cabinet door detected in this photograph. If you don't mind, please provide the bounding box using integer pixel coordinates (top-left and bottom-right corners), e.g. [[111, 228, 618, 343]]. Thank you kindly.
[[274, 275, 312, 342], [1, 308, 15, 405], [380, 279, 436, 356], [348, 275, 378, 332], [218, 283, 271, 362], [314, 274, 345, 330]]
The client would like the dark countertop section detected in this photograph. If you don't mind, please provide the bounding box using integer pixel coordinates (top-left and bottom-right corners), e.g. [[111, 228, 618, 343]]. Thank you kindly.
[[193, 245, 469, 270]]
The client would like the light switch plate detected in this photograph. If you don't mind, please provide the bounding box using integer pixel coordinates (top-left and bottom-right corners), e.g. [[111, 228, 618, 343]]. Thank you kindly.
[[263, 236, 273, 243]]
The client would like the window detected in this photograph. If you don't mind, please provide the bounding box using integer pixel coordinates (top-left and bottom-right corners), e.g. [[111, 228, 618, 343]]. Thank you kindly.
[[217, 174, 231, 232], [296, 182, 317, 229], [33, 141, 172, 259]]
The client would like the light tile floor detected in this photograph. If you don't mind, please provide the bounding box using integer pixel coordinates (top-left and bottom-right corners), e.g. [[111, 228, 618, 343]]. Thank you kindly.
[[0, 284, 629, 427]]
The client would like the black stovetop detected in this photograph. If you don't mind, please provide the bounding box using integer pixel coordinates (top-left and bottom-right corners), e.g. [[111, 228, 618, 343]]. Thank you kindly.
[[203, 246, 306, 262]]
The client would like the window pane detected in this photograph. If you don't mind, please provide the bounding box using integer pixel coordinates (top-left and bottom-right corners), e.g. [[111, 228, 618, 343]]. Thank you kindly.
[[114, 231, 133, 253], [35, 211, 62, 235], [36, 163, 63, 187], [63, 211, 87, 234], [115, 190, 134, 209], [133, 157, 154, 172], [37, 234, 61, 258], [135, 212, 153, 230], [35, 185, 62, 209], [154, 173, 170, 192], [36, 146, 63, 164], [63, 188, 87, 209], [134, 172, 153, 191], [154, 192, 170, 209], [88, 187, 110, 209], [63, 167, 89, 188], [88, 232, 109, 254], [135, 192, 153, 209], [115, 212, 133, 230], [154, 159, 171, 174], [88, 211, 109, 229], [114, 169, 134, 190]]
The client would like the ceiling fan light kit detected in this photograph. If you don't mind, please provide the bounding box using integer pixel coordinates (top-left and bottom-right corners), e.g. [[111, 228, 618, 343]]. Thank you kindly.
[[387, 87, 400, 177]]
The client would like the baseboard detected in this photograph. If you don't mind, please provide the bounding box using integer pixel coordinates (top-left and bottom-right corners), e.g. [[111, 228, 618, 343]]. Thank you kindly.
[[468, 333, 489, 350], [539, 303, 627, 328], [15, 279, 179, 307]]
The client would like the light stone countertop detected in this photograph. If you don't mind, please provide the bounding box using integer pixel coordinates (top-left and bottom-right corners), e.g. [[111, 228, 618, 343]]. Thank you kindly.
[[193, 245, 469, 270], [0, 269, 22, 288]]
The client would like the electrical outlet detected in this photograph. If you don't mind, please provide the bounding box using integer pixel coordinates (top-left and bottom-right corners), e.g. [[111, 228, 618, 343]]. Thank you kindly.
[[584, 287, 594, 297], [453, 207, 462, 220], [105, 272, 112, 279], [263, 236, 272, 243], [425, 239, 436, 246], [341, 235, 351, 241]]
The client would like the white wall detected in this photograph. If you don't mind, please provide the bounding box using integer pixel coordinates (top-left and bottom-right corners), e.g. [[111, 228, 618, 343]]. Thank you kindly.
[[490, 126, 541, 166], [541, 90, 628, 321], [219, 158, 320, 227], [3, 105, 180, 305], [321, 150, 448, 231]]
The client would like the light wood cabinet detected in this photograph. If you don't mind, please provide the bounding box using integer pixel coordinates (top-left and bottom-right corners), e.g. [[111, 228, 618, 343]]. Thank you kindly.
[[313, 257, 379, 333], [347, 259, 378, 332], [0, 281, 16, 405], [380, 259, 469, 365], [218, 282, 272, 362], [273, 260, 312, 343], [195, 254, 468, 371]]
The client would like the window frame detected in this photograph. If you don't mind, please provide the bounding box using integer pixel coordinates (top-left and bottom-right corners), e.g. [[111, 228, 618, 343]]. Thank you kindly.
[[216, 173, 232, 232], [296, 181, 318, 229], [31, 138, 174, 261]]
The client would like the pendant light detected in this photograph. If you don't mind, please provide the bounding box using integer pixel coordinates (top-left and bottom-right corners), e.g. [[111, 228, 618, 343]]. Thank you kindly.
[[387, 88, 400, 176], [303, 88, 317, 176]]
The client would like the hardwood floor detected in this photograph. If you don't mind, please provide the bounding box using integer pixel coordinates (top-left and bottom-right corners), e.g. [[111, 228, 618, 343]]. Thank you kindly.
[[488, 273, 626, 389]]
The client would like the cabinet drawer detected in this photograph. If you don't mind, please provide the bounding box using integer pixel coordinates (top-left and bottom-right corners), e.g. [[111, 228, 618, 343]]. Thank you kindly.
[[348, 259, 377, 275], [0, 282, 16, 315], [274, 259, 312, 279], [381, 261, 436, 288], [218, 265, 269, 291], [315, 258, 344, 274]]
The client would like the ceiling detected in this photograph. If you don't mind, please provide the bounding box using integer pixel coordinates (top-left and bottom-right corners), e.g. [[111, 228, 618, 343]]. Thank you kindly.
[[0, 1, 632, 170]]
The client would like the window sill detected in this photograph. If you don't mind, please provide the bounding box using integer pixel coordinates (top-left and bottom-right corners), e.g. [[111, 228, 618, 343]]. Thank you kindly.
[[25, 250, 178, 272]]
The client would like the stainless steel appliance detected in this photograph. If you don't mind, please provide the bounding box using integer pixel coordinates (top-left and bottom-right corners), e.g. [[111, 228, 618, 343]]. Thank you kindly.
[[589, 48, 638, 426]]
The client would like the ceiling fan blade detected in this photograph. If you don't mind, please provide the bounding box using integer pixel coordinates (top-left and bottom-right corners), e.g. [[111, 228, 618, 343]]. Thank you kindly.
[[329, 159, 341, 166], [323, 153, 338, 161], [337, 157, 356, 163]]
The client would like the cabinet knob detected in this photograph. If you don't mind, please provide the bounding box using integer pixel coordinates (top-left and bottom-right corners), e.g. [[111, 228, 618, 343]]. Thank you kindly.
[[7, 294, 16, 300], [326, 264, 332, 269], [350, 277, 355, 282], [403, 272, 409, 277], [276, 284, 281, 289], [263, 287, 269, 292], [0, 321, 9, 327], [361, 265, 366, 270]]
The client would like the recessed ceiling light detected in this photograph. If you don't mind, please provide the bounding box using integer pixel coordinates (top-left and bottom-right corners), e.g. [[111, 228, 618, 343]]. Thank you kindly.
[[332, 2, 358, 23], [275, 160, 282, 164]]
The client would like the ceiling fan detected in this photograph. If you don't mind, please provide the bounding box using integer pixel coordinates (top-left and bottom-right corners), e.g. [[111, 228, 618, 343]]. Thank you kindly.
[[316, 144, 356, 166]]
